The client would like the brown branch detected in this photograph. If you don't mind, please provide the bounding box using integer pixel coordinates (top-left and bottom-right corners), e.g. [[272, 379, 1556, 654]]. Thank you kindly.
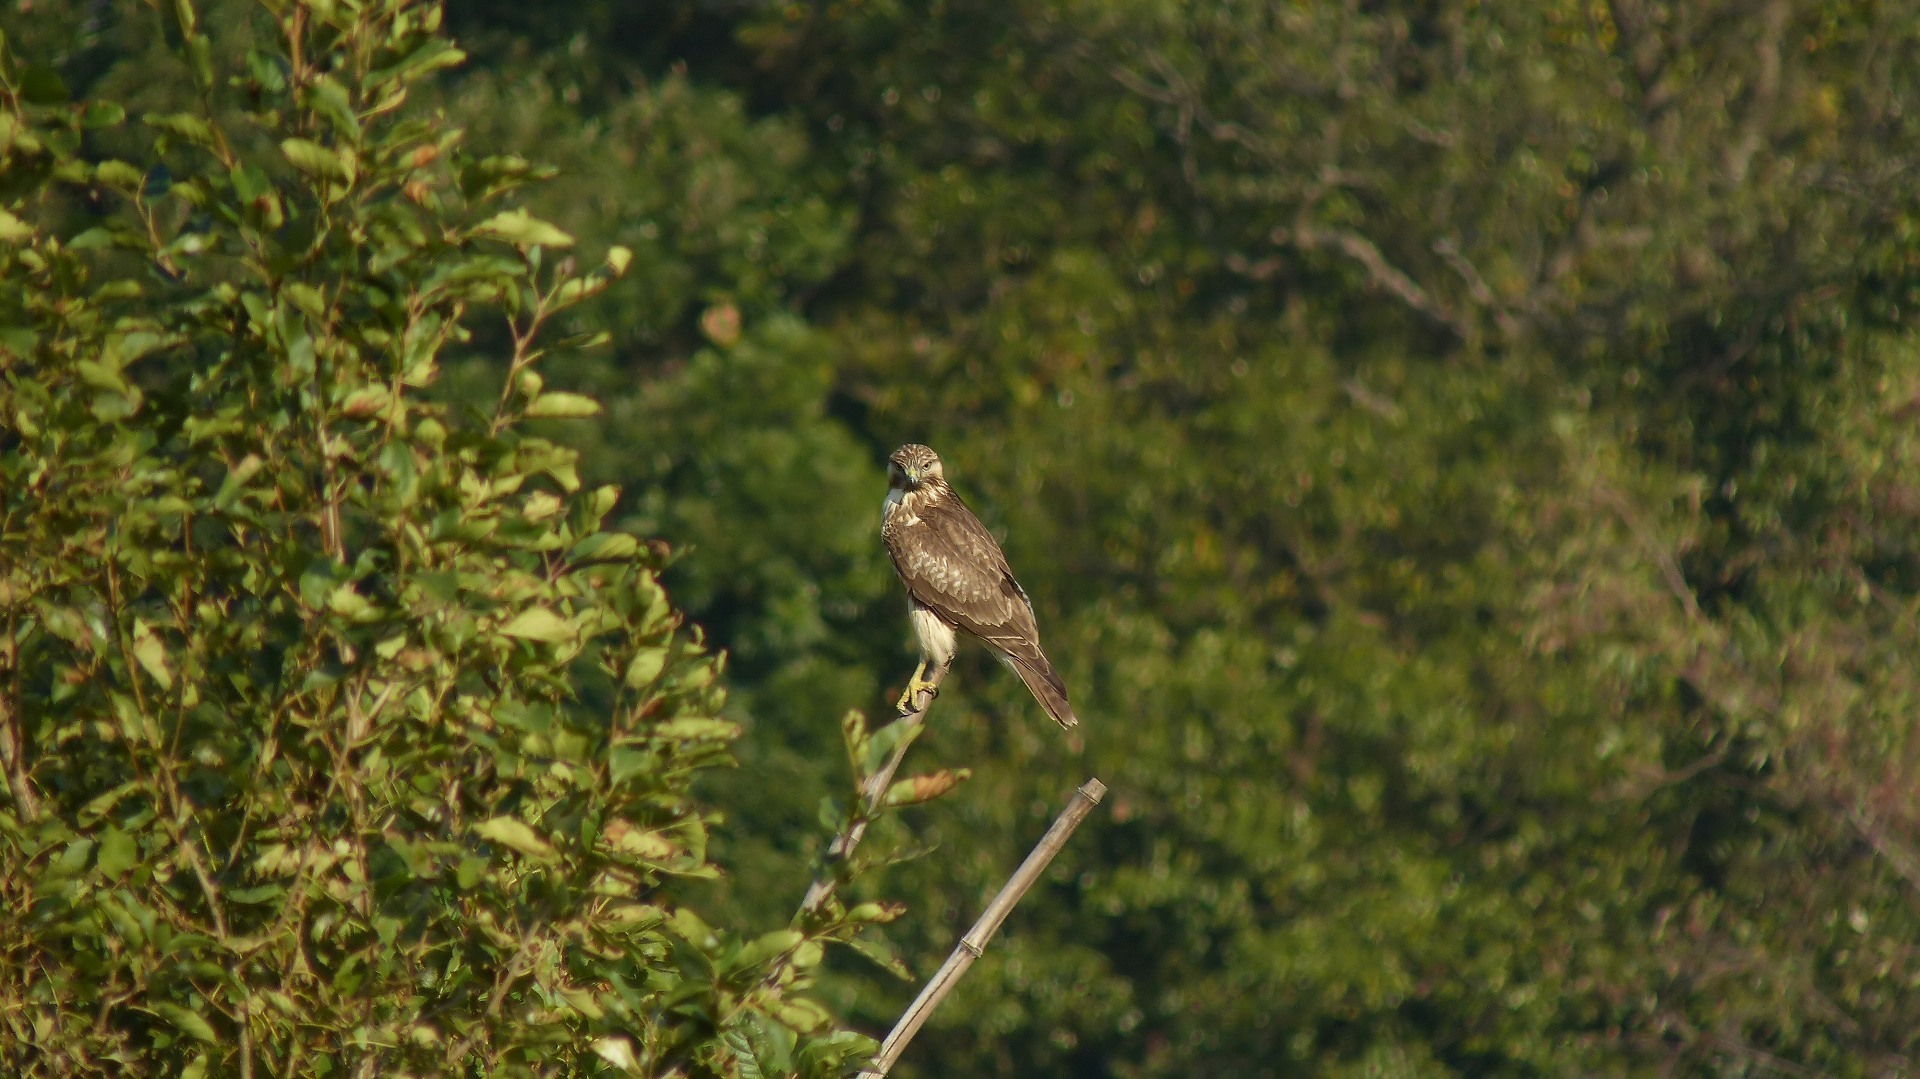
[[0, 692, 39, 822], [1849, 806, 1920, 895], [857, 778, 1107, 1079], [1432, 237, 1521, 339], [1283, 220, 1475, 341], [1724, 0, 1789, 184], [443, 923, 541, 1069]]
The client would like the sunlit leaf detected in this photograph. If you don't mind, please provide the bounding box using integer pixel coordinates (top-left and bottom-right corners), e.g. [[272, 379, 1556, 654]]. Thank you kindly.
[[472, 817, 555, 861], [500, 606, 572, 642], [473, 207, 574, 248]]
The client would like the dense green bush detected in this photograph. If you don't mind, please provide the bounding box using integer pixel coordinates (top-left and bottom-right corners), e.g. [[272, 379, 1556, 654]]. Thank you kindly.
[[0, 3, 895, 1075]]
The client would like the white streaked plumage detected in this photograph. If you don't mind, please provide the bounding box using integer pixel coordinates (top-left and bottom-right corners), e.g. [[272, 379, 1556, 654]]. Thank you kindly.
[[879, 443, 1078, 729]]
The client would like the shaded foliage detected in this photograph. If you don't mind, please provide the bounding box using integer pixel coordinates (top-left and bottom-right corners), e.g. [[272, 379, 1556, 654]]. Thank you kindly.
[[11, 0, 1920, 1077]]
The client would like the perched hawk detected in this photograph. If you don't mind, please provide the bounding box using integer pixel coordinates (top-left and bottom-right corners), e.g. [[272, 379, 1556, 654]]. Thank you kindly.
[[881, 444, 1078, 729]]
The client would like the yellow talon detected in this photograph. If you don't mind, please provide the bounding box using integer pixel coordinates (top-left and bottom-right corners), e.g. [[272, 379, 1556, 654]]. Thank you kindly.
[[896, 658, 940, 714]]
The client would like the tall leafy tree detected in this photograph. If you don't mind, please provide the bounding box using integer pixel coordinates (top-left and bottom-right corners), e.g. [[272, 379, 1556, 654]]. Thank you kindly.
[[0, 3, 906, 1075]]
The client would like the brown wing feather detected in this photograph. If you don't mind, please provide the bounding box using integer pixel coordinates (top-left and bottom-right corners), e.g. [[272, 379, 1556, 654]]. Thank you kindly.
[[884, 489, 1044, 665]]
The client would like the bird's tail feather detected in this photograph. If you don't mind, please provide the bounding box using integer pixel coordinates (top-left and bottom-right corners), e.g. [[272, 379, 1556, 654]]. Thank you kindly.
[[1010, 653, 1078, 730]]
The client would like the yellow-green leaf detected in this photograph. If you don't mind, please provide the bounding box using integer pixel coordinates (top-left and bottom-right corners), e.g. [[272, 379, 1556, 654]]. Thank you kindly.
[[94, 160, 145, 191], [338, 386, 390, 418], [653, 717, 741, 742], [473, 816, 555, 861], [732, 929, 804, 970], [524, 391, 601, 419], [500, 606, 572, 642], [474, 207, 574, 248], [623, 647, 667, 689], [154, 1003, 218, 1044], [96, 826, 138, 878], [0, 210, 35, 244], [131, 620, 173, 690], [281, 137, 355, 182], [772, 997, 832, 1034], [601, 819, 679, 861]]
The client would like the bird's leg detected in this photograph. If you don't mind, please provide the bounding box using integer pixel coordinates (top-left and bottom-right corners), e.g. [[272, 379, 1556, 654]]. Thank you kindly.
[[895, 657, 941, 715]]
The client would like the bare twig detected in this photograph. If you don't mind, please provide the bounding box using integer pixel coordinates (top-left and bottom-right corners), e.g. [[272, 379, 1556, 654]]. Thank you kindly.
[[0, 692, 39, 822], [1285, 220, 1475, 341], [857, 778, 1107, 1079]]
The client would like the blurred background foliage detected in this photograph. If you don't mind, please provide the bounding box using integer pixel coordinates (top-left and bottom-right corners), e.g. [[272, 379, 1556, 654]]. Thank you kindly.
[[11, 0, 1920, 1075]]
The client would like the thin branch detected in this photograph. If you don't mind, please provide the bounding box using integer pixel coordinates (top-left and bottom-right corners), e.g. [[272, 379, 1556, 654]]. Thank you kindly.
[[1432, 237, 1521, 339], [1849, 806, 1920, 895], [1724, 0, 1789, 184], [1284, 220, 1475, 341], [857, 778, 1107, 1079], [0, 690, 39, 822], [797, 664, 948, 919]]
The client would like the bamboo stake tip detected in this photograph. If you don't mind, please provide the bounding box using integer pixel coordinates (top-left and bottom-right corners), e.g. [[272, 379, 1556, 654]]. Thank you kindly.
[[1079, 777, 1108, 802]]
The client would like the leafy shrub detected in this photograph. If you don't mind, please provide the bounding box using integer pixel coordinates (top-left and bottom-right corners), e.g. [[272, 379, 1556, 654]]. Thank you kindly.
[[0, 3, 877, 1074]]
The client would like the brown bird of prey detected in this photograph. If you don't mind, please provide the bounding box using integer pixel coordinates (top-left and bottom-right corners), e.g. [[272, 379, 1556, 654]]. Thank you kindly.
[[881, 443, 1078, 729]]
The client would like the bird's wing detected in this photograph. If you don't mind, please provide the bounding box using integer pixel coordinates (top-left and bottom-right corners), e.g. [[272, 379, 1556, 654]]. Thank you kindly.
[[884, 492, 1045, 664]]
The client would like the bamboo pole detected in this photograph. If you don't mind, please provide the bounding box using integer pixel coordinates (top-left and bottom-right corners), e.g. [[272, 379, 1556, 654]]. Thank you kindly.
[[857, 777, 1107, 1079]]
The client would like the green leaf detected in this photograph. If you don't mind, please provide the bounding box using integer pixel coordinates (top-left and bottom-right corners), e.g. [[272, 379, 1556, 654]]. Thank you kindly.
[[326, 584, 375, 620], [654, 718, 741, 742], [131, 620, 173, 690], [214, 454, 263, 510], [770, 997, 831, 1035], [843, 902, 904, 925], [79, 782, 140, 826], [96, 826, 138, 879], [94, 160, 146, 191], [0, 210, 34, 244], [369, 38, 467, 87], [602, 820, 679, 861], [845, 929, 914, 981], [473, 207, 574, 248], [185, 34, 214, 90], [524, 391, 601, 419], [570, 532, 639, 564], [623, 647, 667, 689], [455, 857, 487, 889], [500, 606, 573, 642], [154, 1003, 218, 1045], [48, 839, 96, 881], [144, 112, 216, 147], [731, 929, 804, 971], [667, 908, 717, 948], [19, 66, 68, 104], [473, 817, 555, 861], [82, 101, 127, 129], [281, 137, 355, 182], [227, 884, 285, 905]]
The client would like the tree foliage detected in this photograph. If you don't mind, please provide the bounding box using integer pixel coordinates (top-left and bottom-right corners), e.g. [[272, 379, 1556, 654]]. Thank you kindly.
[[433, 2, 1920, 1075], [0, 3, 904, 1075], [12, 1, 1920, 1077]]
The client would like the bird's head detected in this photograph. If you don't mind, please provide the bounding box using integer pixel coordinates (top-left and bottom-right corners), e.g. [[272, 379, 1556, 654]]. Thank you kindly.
[[888, 443, 945, 491]]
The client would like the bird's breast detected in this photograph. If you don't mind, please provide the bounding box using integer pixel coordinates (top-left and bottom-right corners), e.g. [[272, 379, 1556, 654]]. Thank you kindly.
[[881, 486, 918, 528]]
